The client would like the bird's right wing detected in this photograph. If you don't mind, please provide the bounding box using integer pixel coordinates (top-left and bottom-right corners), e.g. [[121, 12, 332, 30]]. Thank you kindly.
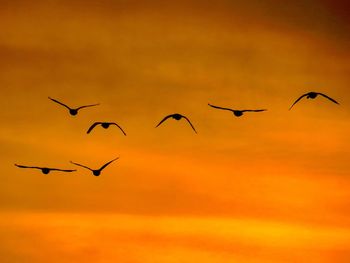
[[111, 123, 127, 136], [48, 97, 71, 110], [70, 161, 93, 171], [87, 122, 102, 134], [289, 94, 308, 110], [208, 103, 234, 112], [155, 115, 173, 128], [318, 93, 340, 105], [99, 157, 119, 171], [243, 109, 267, 112], [182, 116, 197, 133], [50, 168, 77, 172], [76, 103, 100, 110]]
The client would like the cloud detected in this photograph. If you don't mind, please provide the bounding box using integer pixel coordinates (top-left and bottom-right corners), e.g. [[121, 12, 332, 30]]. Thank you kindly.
[[0, 212, 349, 263]]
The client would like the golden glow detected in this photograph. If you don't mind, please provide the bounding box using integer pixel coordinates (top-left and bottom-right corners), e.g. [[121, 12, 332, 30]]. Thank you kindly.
[[1, 0, 349, 262], [1, 212, 349, 263]]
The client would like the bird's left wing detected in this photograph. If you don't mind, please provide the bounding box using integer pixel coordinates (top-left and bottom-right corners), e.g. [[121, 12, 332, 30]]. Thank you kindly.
[[70, 161, 93, 171], [208, 103, 234, 112], [15, 164, 41, 169], [87, 122, 102, 134], [155, 114, 173, 128], [289, 93, 308, 110], [48, 97, 71, 110]]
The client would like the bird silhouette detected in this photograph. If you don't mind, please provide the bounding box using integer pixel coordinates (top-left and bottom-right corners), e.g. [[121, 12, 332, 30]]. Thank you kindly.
[[87, 122, 127, 135], [208, 103, 267, 117], [15, 164, 76, 174], [48, 97, 99, 116], [289, 92, 339, 110], [70, 158, 119, 176], [156, 113, 197, 133]]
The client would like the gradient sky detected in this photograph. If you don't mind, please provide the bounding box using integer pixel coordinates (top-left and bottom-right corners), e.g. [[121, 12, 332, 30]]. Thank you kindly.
[[0, 0, 349, 262]]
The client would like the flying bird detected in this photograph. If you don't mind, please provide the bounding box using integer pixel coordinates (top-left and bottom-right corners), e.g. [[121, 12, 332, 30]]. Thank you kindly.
[[48, 97, 99, 116], [15, 164, 76, 174], [87, 122, 127, 135], [70, 158, 119, 176], [208, 103, 267, 117], [156, 113, 197, 133], [289, 92, 339, 110]]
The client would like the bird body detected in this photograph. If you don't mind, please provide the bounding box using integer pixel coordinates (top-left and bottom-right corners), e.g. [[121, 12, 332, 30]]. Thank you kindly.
[[172, 113, 183, 120], [208, 103, 267, 117], [102, 123, 110, 128], [70, 158, 119, 176], [48, 97, 99, 116], [289, 92, 339, 110], [15, 164, 76, 174], [233, 111, 243, 117], [87, 122, 127, 135], [156, 113, 197, 133], [306, 92, 318, 99]]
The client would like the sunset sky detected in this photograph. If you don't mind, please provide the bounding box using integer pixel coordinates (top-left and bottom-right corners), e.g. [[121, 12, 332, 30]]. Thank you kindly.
[[0, 0, 349, 262]]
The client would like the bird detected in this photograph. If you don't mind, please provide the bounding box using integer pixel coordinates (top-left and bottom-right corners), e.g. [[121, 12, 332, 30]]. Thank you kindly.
[[87, 122, 127, 135], [70, 158, 119, 176], [155, 113, 197, 133], [48, 97, 99, 116], [208, 103, 267, 117], [289, 92, 339, 110], [15, 164, 76, 174]]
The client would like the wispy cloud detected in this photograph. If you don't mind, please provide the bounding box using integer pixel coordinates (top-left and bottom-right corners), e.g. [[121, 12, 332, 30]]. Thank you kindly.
[[0, 212, 349, 263]]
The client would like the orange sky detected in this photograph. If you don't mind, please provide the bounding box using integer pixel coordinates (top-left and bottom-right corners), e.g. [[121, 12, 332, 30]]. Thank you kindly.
[[0, 0, 349, 262]]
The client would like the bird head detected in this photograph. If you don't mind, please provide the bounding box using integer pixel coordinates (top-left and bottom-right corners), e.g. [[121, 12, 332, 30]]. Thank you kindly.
[[93, 170, 101, 176], [69, 109, 78, 115], [233, 111, 243, 117], [102, 123, 110, 129], [42, 168, 50, 174], [172, 114, 182, 120]]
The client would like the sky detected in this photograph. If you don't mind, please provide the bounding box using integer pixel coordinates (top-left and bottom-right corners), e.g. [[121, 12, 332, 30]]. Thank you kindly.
[[0, 0, 349, 262]]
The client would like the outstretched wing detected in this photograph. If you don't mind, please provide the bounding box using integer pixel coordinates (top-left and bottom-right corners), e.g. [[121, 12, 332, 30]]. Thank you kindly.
[[155, 114, 174, 128], [15, 164, 42, 169], [99, 157, 119, 171], [111, 123, 127, 136], [76, 103, 100, 110], [48, 97, 71, 110], [182, 116, 197, 133], [318, 93, 339, 105], [70, 161, 93, 171], [242, 109, 267, 112], [208, 103, 234, 112], [289, 93, 308, 110], [49, 168, 77, 172], [87, 122, 102, 134]]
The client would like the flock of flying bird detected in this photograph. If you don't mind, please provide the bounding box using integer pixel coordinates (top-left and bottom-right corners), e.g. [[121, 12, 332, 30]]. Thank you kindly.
[[15, 91, 340, 176]]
